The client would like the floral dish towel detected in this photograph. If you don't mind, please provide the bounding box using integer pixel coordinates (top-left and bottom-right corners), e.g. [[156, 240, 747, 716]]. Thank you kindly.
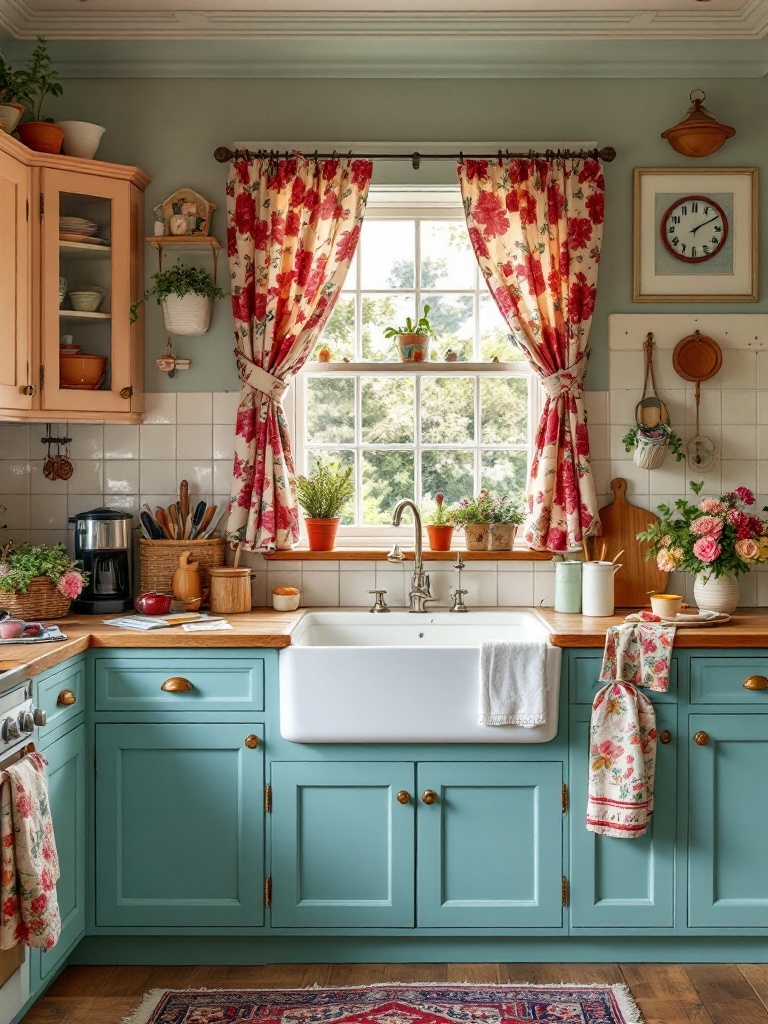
[[0, 752, 60, 949], [599, 622, 675, 693], [587, 681, 658, 838]]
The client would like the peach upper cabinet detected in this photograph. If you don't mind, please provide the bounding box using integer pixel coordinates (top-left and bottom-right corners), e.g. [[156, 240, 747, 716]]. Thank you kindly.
[[0, 131, 150, 423]]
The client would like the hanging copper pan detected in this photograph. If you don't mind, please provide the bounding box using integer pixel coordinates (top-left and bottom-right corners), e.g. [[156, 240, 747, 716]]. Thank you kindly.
[[672, 330, 722, 384]]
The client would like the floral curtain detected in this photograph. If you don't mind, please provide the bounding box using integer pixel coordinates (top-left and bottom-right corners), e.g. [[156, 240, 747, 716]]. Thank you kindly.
[[226, 155, 373, 550], [457, 156, 605, 552]]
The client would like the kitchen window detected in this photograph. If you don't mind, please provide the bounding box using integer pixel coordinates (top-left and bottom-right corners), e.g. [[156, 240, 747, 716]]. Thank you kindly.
[[292, 188, 539, 536]]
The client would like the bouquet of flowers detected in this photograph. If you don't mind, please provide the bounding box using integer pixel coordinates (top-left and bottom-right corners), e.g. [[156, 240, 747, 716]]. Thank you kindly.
[[638, 482, 768, 581]]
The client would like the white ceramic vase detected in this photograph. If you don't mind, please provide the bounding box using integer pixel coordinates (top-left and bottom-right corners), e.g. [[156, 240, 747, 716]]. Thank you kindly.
[[693, 572, 740, 614], [57, 120, 106, 159], [162, 294, 212, 335]]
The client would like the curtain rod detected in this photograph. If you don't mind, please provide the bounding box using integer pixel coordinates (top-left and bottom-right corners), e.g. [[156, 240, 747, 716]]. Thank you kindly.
[[213, 146, 616, 167]]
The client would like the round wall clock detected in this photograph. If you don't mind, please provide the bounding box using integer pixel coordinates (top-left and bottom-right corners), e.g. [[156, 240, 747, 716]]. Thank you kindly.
[[660, 194, 729, 263]]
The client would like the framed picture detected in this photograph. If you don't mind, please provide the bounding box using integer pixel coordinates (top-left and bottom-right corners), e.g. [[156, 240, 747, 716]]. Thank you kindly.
[[633, 167, 758, 302]]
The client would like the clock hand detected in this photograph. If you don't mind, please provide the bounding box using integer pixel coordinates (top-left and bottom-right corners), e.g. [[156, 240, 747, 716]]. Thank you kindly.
[[690, 215, 720, 236]]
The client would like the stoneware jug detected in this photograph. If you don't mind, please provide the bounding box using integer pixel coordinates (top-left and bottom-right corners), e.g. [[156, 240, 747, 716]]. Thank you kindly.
[[581, 561, 622, 617]]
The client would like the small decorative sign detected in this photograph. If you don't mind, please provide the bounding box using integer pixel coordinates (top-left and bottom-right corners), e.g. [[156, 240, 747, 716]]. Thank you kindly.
[[154, 187, 216, 237]]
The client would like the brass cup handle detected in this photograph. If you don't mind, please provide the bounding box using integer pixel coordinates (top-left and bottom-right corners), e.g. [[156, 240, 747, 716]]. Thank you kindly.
[[57, 689, 77, 707], [119, 386, 133, 400], [659, 730, 671, 744], [744, 675, 768, 691], [694, 731, 710, 746], [421, 789, 438, 805], [245, 734, 259, 749], [396, 790, 410, 804], [160, 676, 193, 693]]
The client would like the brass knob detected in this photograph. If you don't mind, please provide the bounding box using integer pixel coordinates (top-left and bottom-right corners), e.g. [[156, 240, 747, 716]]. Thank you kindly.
[[694, 731, 710, 746], [244, 734, 259, 749], [659, 730, 671, 744], [160, 676, 193, 692], [396, 790, 410, 804], [57, 689, 76, 707], [119, 386, 133, 400], [744, 675, 768, 691], [421, 789, 438, 805], [19, 384, 35, 396]]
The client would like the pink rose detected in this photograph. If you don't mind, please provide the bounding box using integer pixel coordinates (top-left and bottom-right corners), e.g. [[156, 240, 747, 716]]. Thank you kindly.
[[690, 515, 723, 539], [657, 549, 678, 572], [693, 537, 722, 564], [736, 537, 759, 561], [701, 498, 727, 514]]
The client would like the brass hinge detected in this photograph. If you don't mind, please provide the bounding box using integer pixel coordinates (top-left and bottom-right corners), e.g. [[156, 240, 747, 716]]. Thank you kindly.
[[264, 784, 272, 813], [39, 365, 45, 391], [562, 783, 568, 813], [264, 876, 272, 908], [39, 192, 44, 218], [562, 876, 569, 907]]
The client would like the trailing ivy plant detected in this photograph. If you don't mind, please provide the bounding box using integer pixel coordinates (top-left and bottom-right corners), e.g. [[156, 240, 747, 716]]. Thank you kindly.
[[130, 261, 225, 323], [14, 37, 63, 121], [292, 458, 354, 520], [622, 422, 685, 463]]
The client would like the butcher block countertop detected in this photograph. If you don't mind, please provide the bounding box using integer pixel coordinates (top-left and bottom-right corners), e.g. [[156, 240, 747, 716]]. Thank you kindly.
[[0, 606, 767, 684]]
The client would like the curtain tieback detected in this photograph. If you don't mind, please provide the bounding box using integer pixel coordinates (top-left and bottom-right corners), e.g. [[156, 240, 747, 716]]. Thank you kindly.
[[236, 352, 288, 405], [541, 354, 589, 401]]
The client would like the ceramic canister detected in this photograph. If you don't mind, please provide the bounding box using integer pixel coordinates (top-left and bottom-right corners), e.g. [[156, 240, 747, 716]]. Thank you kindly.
[[554, 560, 582, 614], [581, 561, 622, 617]]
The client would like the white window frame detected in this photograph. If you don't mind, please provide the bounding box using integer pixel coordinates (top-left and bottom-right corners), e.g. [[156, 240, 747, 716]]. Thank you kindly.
[[287, 187, 542, 544]]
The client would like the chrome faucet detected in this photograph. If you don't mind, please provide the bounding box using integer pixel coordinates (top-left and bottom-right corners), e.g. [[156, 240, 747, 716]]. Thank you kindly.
[[391, 499, 435, 613]]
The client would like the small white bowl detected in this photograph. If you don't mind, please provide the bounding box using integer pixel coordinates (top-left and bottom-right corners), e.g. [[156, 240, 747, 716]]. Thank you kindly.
[[58, 121, 106, 160], [272, 591, 301, 612], [68, 290, 105, 312], [650, 593, 683, 618]]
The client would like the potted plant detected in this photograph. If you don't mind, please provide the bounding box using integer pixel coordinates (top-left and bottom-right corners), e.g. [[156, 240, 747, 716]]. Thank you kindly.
[[130, 261, 225, 336], [487, 494, 525, 551], [638, 481, 768, 614], [451, 490, 495, 551], [14, 37, 65, 154], [422, 493, 455, 552], [0, 55, 26, 134], [293, 457, 354, 552], [0, 542, 88, 620], [622, 422, 685, 470], [383, 303, 434, 363]]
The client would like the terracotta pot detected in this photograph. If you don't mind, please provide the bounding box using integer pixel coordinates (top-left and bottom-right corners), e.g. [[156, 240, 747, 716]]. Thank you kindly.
[[304, 517, 340, 552], [426, 524, 454, 552], [396, 333, 429, 363], [488, 523, 517, 551], [16, 121, 65, 154], [463, 523, 489, 551]]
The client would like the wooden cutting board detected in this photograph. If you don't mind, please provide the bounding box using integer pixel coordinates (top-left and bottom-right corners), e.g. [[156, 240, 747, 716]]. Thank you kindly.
[[597, 478, 668, 607]]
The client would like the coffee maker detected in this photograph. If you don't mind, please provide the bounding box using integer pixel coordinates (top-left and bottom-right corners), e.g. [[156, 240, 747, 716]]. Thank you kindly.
[[68, 506, 133, 614]]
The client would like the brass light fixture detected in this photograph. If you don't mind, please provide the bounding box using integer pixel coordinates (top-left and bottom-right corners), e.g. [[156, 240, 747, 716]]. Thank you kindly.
[[661, 89, 735, 157]]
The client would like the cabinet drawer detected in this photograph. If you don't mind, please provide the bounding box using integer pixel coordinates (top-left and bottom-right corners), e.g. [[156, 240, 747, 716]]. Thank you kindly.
[[35, 657, 85, 737], [93, 653, 266, 712], [570, 654, 677, 703], [690, 656, 768, 705]]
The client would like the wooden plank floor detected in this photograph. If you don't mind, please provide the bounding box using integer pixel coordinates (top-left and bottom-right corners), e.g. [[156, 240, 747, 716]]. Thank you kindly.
[[21, 963, 768, 1024]]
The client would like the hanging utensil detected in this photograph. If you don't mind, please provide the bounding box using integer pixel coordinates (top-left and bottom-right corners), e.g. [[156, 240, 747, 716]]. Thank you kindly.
[[55, 440, 74, 481], [673, 330, 722, 471], [42, 425, 58, 481], [635, 333, 670, 428]]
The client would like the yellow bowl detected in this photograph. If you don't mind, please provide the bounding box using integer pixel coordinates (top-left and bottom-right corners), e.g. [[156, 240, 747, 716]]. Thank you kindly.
[[650, 593, 683, 618]]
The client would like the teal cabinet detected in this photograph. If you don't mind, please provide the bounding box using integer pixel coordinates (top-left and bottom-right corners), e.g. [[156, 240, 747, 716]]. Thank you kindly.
[[34, 657, 85, 741], [689, 713, 768, 928], [417, 761, 563, 928], [30, 722, 86, 992], [568, 704, 677, 929], [95, 722, 264, 927], [271, 761, 416, 928]]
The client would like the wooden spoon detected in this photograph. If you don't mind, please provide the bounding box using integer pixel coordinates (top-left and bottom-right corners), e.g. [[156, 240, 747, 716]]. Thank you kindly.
[[180, 479, 189, 526]]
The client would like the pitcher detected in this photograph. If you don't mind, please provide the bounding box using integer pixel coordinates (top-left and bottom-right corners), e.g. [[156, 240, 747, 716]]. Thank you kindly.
[[582, 561, 622, 617]]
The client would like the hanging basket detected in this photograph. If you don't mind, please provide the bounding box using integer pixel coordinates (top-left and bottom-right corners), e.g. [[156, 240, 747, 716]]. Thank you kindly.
[[162, 294, 212, 335], [633, 433, 670, 469]]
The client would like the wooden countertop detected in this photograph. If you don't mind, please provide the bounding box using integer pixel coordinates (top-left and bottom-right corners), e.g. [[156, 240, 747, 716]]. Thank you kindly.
[[535, 607, 768, 648]]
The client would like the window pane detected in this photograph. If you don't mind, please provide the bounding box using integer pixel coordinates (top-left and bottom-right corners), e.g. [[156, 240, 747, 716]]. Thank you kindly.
[[421, 376, 474, 445], [482, 450, 528, 497], [341, 251, 357, 291], [361, 377, 414, 444], [306, 448, 355, 524], [423, 294, 474, 361], [480, 377, 528, 445], [362, 293, 415, 361], [479, 293, 525, 361], [305, 377, 355, 444], [362, 450, 415, 525], [420, 221, 476, 289], [422, 450, 475, 505], [360, 220, 415, 289], [314, 295, 354, 360]]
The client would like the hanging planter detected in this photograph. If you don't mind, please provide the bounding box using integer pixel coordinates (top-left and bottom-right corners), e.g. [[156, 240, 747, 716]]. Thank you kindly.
[[623, 333, 685, 470], [130, 261, 224, 337], [161, 293, 212, 335]]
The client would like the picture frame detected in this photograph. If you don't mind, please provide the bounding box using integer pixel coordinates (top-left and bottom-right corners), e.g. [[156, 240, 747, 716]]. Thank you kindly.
[[633, 167, 758, 302]]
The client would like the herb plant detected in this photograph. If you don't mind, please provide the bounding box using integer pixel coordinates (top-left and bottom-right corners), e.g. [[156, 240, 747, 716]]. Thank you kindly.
[[383, 304, 434, 339], [622, 422, 685, 463], [451, 490, 496, 526], [488, 494, 525, 525], [0, 543, 87, 596], [293, 458, 354, 520], [422, 493, 454, 526], [14, 37, 63, 121], [130, 262, 225, 323]]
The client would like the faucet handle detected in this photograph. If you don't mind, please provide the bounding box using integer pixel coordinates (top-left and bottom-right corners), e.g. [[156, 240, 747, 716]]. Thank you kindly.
[[368, 589, 390, 613], [387, 542, 405, 563]]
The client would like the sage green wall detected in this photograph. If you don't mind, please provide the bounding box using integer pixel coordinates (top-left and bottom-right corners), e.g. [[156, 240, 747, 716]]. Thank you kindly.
[[51, 77, 767, 392]]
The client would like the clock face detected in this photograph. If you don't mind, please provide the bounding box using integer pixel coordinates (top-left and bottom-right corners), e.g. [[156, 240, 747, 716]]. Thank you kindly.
[[661, 194, 729, 263]]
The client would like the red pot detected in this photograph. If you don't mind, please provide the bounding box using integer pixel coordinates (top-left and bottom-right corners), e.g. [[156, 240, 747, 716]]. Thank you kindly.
[[134, 592, 172, 616], [304, 517, 340, 552], [17, 121, 65, 154], [426, 524, 454, 551]]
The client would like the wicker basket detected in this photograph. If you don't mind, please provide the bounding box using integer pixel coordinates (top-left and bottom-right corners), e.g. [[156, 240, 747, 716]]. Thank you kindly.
[[139, 537, 226, 595], [0, 577, 71, 620]]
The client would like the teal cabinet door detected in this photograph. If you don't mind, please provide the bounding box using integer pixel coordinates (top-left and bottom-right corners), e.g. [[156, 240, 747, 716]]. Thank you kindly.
[[271, 762, 415, 928], [569, 705, 676, 929], [416, 761, 563, 929], [30, 723, 86, 992], [689, 714, 768, 928], [95, 723, 264, 927]]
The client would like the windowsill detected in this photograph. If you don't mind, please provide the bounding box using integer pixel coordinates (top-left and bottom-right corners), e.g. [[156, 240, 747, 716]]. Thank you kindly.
[[262, 548, 552, 562]]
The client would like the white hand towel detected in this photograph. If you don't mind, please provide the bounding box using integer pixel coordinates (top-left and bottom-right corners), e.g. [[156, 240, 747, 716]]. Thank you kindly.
[[479, 640, 548, 727]]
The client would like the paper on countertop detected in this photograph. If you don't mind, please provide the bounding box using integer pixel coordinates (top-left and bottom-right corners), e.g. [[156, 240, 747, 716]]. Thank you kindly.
[[181, 619, 233, 632]]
